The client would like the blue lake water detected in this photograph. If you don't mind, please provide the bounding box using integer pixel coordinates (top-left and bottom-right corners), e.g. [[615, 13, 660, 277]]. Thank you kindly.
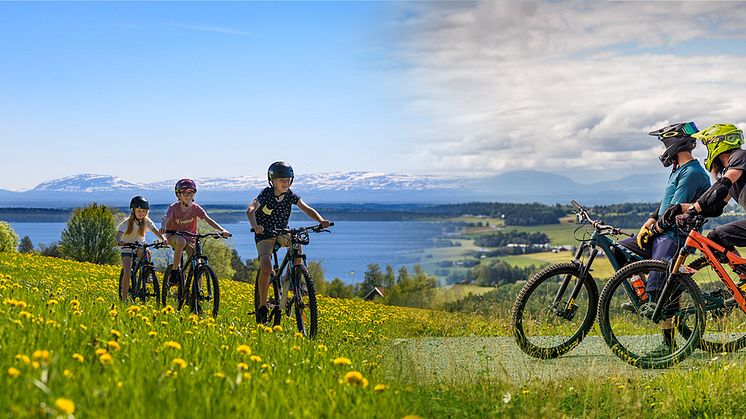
[[8, 221, 444, 284]]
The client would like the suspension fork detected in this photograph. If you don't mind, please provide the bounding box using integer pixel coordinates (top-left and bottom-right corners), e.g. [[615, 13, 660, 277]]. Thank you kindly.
[[553, 242, 594, 309], [651, 246, 691, 322]]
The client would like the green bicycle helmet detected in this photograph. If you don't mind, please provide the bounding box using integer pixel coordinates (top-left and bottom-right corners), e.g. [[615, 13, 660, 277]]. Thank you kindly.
[[692, 124, 744, 171]]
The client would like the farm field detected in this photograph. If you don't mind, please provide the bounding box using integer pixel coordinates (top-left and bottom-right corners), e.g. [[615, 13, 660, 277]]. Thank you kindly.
[[3, 253, 746, 417]]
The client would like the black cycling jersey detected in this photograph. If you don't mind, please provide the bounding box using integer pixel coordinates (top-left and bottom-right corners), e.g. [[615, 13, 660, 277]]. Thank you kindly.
[[724, 149, 746, 209], [253, 187, 300, 243]]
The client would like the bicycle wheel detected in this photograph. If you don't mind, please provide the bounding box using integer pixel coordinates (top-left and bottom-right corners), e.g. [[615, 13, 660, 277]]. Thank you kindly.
[[139, 267, 160, 305], [291, 265, 318, 338], [511, 263, 598, 359], [254, 271, 282, 326], [179, 270, 192, 312], [162, 267, 184, 308], [118, 269, 136, 302], [191, 265, 219, 317], [687, 256, 746, 352], [598, 260, 705, 369]]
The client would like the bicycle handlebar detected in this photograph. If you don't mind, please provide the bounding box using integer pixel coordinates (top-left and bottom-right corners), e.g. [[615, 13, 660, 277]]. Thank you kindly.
[[570, 200, 633, 237], [164, 230, 233, 239], [120, 241, 169, 249], [250, 222, 334, 235]]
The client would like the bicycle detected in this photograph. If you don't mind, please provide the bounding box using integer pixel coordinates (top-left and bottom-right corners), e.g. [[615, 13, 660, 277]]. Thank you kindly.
[[118, 241, 167, 304], [598, 214, 746, 368], [162, 230, 231, 317], [251, 223, 333, 338], [511, 200, 639, 359]]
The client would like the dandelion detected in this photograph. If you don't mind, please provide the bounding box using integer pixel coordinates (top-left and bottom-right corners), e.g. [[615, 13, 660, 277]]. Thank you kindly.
[[374, 383, 387, 392], [263, 326, 273, 334], [31, 361, 40, 369], [237, 362, 249, 370], [273, 325, 282, 332], [163, 341, 182, 350], [47, 299, 58, 306], [342, 371, 368, 388], [148, 331, 158, 337], [295, 332, 304, 338], [70, 299, 80, 309], [7, 367, 20, 378], [249, 355, 262, 363], [79, 324, 88, 331], [162, 305, 175, 314], [107, 341, 121, 351], [243, 372, 251, 380], [95, 348, 107, 356], [333, 357, 352, 366], [111, 329, 122, 338], [261, 363, 270, 370], [55, 398, 75, 414], [99, 353, 113, 365], [126, 305, 141, 315], [18, 310, 33, 319], [171, 358, 187, 369], [236, 345, 252, 355], [214, 372, 226, 378], [317, 344, 328, 352], [292, 345, 300, 352], [16, 354, 31, 364], [32, 350, 50, 361], [63, 369, 73, 378], [402, 416, 423, 419]]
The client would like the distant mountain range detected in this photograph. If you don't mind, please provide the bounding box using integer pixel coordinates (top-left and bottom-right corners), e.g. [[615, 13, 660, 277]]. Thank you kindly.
[[0, 171, 670, 207]]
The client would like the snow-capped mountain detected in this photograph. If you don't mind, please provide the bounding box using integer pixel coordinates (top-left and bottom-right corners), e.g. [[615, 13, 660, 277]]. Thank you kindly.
[[1, 170, 671, 207]]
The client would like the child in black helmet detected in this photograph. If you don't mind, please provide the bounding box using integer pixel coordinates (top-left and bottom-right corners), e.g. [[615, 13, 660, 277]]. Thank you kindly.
[[116, 196, 167, 301], [246, 162, 331, 324]]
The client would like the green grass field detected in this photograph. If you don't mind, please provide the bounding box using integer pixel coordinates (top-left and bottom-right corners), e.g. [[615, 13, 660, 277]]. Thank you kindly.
[[3, 252, 746, 417]]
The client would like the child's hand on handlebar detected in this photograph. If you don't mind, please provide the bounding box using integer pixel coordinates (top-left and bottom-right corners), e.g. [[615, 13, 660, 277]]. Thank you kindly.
[[320, 220, 331, 229], [220, 230, 232, 238]]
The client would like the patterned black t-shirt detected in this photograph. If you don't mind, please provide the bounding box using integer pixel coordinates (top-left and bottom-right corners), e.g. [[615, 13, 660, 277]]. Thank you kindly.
[[253, 187, 301, 243]]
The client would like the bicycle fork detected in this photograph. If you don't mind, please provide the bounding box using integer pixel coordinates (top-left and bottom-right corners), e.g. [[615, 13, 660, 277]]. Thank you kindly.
[[553, 244, 595, 320]]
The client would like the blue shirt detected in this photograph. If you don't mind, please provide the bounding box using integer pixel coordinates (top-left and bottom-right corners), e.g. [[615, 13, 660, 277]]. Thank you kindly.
[[658, 159, 711, 239]]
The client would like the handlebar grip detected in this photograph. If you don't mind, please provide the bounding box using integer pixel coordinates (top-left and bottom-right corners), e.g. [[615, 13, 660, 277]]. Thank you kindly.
[[328, 222, 335, 227], [570, 200, 581, 210]]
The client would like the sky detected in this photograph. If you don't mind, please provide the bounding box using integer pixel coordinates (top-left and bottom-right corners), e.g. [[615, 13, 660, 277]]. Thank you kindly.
[[2, 1, 746, 191]]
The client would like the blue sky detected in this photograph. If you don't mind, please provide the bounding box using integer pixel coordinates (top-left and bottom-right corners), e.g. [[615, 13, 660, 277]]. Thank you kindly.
[[3, 1, 746, 190]]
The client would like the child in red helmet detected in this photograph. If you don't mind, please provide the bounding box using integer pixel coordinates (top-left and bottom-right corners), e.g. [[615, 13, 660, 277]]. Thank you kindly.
[[161, 179, 231, 285]]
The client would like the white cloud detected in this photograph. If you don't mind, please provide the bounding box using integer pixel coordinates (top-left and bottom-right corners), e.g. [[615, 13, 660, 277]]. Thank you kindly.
[[167, 23, 253, 36], [390, 1, 746, 176]]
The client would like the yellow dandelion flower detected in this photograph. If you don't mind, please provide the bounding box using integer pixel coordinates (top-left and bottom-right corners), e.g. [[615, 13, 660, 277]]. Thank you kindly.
[[31, 361, 40, 369], [243, 372, 251, 380], [95, 348, 107, 356], [171, 358, 187, 369], [117, 381, 124, 388], [162, 305, 175, 314], [333, 357, 352, 366], [237, 362, 249, 370], [402, 416, 423, 419], [79, 324, 88, 331], [70, 299, 80, 308], [273, 325, 282, 332], [261, 363, 270, 370], [214, 372, 225, 378], [99, 353, 113, 365], [32, 350, 50, 361], [292, 345, 300, 352], [63, 369, 74, 378], [7, 367, 20, 378], [263, 326, 273, 334], [111, 329, 122, 338], [55, 398, 75, 414], [107, 341, 121, 351], [236, 345, 252, 355], [18, 311, 33, 319], [374, 383, 387, 392], [47, 299, 58, 306], [343, 371, 368, 388], [317, 344, 328, 352], [16, 354, 31, 364], [294, 332, 304, 338], [249, 355, 262, 363], [163, 341, 182, 350], [148, 331, 158, 337]]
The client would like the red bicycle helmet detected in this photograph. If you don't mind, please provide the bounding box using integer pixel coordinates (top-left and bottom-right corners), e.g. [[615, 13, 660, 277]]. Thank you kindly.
[[175, 178, 197, 196]]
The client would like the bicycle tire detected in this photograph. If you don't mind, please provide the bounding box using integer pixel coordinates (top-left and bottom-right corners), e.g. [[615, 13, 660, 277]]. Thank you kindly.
[[511, 263, 598, 359], [179, 270, 192, 312], [139, 267, 160, 305], [254, 271, 282, 326], [686, 257, 746, 353], [118, 268, 137, 302], [162, 266, 184, 308], [291, 265, 318, 338], [598, 260, 705, 369], [191, 265, 220, 317]]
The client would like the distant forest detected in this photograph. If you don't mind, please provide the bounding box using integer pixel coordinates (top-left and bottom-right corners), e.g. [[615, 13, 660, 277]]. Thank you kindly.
[[2, 201, 745, 227]]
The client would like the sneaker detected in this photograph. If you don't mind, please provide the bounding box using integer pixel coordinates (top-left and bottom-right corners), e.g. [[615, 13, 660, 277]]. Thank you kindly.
[[256, 306, 268, 324], [169, 269, 181, 285]]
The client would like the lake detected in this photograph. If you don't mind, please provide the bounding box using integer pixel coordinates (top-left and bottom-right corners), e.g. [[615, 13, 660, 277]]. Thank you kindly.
[[8, 221, 445, 284]]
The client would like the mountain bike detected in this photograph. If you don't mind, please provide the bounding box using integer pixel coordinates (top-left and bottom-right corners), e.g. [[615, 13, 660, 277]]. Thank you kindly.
[[162, 230, 231, 317], [511, 200, 639, 359], [598, 214, 746, 368], [118, 241, 167, 304], [251, 223, 333, 338]]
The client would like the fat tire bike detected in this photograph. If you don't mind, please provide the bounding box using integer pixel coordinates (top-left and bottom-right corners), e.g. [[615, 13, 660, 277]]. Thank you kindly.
[[163, 230, 231, 317], [118, 241, 167, 304], [251, 223, 333, 338], [511, 200, 639, 359]]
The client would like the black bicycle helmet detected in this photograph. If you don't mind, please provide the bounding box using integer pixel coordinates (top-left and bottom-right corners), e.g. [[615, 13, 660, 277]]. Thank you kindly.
[[129, 196, 150, 211], [267, 161, 294, 186], [649, 121, 698, 167]]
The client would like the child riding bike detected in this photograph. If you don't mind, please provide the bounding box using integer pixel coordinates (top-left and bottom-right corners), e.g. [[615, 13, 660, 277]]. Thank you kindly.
[[613, 122, 710, 356], [161, 178, 231, 285], [115, 196, 168, 301], [246, 161, 331, 324]]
